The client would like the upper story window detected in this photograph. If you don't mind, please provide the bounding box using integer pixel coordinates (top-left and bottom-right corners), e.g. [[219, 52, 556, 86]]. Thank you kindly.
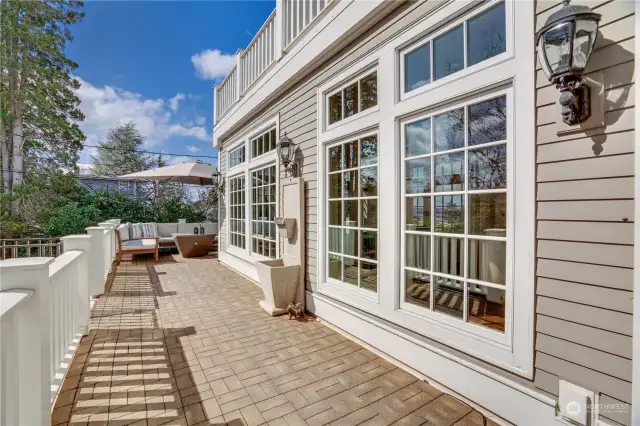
[[229, 145, 246, 168], [328, 71, 378, 125], [402, 2, 506, 93], [251, 128, 277, 158]]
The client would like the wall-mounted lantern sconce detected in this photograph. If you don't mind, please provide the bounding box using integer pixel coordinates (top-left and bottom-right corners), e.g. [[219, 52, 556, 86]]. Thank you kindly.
[[211, 170, 225, 195], [276, 132, 298, 177], [536, 0, 601, 125]]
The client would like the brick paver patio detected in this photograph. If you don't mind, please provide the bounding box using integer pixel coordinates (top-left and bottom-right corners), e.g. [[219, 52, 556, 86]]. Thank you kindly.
[[52, 254, 497, 426]]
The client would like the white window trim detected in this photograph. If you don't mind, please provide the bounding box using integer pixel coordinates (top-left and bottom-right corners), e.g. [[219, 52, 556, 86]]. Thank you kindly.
[[224, 114, 281, 263], [227, 143, 246, 171], [325, 64, 380, 132], [316, 0, 535, 377], [324, 130, 381, 303], [398, 0, 514, 102]]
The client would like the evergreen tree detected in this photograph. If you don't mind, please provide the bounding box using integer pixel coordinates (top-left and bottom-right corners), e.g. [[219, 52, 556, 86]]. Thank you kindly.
[[91, 121, 150, 177]]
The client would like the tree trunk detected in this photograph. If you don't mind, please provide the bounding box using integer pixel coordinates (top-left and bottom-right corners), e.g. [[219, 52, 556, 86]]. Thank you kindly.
[[11, 114, 23, 186]]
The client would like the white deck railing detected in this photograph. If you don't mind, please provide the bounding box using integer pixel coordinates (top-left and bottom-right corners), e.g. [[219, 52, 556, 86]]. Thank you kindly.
[[241, 10, 276, 94], [214, 0, 335, 121], [0, 219, 120, 426], [282, 0, 332, 49]]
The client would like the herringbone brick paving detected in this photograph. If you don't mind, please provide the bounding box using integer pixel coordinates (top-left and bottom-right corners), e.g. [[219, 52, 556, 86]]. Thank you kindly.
[[52, 254, 498, 426]]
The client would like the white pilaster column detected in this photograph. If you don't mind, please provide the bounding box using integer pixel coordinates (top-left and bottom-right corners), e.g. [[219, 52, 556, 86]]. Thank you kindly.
[[61, 235, 93, 334], [86, 226, 107, 296], [0, 257, 54, 426]]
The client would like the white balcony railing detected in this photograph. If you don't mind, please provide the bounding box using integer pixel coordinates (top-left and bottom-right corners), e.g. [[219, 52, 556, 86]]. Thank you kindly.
[[214, 0, 335, 121], [283, 0, 332, 49], [215, 66, 238, 121], [241, 10, 276, 94], [0, 219, 120, 426]]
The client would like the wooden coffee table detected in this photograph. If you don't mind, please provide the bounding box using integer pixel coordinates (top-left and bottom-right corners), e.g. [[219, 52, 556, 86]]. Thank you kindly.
[[172, 234, 216, 258]]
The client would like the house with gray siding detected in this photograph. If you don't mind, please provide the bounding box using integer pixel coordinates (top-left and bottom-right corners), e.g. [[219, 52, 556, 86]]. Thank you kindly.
[[212, 1, 638, 425]]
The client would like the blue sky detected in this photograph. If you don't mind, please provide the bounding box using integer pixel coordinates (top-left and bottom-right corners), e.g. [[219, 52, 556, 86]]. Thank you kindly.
[[67, 1, 275, 169]]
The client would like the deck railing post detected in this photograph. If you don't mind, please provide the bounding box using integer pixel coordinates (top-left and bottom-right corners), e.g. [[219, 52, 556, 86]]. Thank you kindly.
[[213, 84, 219, 123], [0, 257, 54, 426], [85, 226, 107, 297], [236, 49, 244, 96], [274, 0, 284, 59], [60, 235, 93, 335], [98, 222, 116, 270]]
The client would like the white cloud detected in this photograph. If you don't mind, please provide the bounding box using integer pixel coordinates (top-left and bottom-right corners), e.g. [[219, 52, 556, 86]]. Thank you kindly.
[[169, 93, 185, 112], [191, 49, 236, 80], [167, 155, 192, 165], [187, 145, 201, 153], [73, 77, 211, 162], [195, 116, 206, 126]]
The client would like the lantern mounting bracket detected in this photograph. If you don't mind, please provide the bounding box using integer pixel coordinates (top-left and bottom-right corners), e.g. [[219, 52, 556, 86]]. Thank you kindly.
[[557, 76, 591, 126]]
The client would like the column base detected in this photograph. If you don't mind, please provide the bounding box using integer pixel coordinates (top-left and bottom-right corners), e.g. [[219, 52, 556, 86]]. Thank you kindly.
[[259, 300, 287, 316]]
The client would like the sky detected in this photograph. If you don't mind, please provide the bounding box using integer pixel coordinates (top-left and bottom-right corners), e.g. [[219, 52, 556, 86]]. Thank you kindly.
[[66, 0, 275, 170]]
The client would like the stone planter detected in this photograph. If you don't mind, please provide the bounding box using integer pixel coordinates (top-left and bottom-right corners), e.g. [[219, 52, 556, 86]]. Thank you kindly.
[[255, 259, 300, 316]]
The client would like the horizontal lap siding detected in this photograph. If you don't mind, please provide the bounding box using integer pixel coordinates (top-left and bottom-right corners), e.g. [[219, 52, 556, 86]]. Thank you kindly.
[[534, 1, 635, 424], [218, 0, 444, 291]]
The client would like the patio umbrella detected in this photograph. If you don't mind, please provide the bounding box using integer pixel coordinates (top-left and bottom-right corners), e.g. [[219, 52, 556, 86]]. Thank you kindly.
[[120, 161, 217, 185]]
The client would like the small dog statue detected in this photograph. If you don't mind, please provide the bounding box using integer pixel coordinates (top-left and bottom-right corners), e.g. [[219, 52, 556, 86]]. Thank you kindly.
[[287, 303, 304, 320]]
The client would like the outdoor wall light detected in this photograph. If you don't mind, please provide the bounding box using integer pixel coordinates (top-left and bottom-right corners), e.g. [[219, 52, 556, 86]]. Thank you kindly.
[[211, 170, 225, 194], [536, 0, 601, 125], [277, 132, 298, 177]]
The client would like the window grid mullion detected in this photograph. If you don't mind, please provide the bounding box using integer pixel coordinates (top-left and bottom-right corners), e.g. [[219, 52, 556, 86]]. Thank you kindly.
[[462, 104, 469, 323]]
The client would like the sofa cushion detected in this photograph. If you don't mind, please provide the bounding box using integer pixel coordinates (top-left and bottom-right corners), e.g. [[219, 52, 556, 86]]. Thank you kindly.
[[117, 224, 131, 242], [158, 236, 175, 244], [130, 223, 144, 240], [121, 239, 157, 251], [157, 223, 178, 237], [142, 223, 158, 238]]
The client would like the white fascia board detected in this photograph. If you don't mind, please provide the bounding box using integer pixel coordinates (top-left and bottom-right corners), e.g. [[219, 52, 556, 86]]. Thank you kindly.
[[213, 0, 394, 149]]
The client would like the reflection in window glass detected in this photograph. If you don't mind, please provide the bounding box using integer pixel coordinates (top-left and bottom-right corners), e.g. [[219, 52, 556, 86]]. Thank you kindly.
[[251, 165, 276, 258], [434, 152, 464, 192], [469, 193, 506, 235], [406, 118, 431, 157], [434, 25, 464, 80], [406, 158, 431, 194], [402, 95, 508, 333], [229, 175, 246, 249], [402, 3, 506, 93], [329, 93, 342, 124], [468, 96, 507, 146], [327, 135, 379, 292], [468, 283, 505, 332], [360, 73, 378, 111], [543, 22, 572, 74], [405, 270, 431, 308], [467, 2, 506, 66], [435, 195, 464, 234], [229, 146, 246, 168], [344, 82, 359, 118], [405, 42, 431, 92], [434, 276, 464, 318], [251, 128, 277, 158], [328, 72, 378, 125]]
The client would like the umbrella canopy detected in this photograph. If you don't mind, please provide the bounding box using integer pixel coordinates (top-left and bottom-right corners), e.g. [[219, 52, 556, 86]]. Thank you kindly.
[[120, 161, 217, 185]]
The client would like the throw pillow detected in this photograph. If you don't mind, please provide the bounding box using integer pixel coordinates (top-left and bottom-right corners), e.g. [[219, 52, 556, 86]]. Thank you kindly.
[[117, 224, 130, 242], [142, 223, 158, 238], [130, 223, 144, 240]]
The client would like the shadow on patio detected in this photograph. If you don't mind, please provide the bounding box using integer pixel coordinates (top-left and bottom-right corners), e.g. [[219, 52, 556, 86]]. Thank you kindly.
[[53, 254, 496, 426]]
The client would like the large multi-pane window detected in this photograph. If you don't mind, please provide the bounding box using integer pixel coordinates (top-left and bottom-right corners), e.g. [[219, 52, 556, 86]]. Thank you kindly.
[[326, 134, 378, 292], [229, 175, 246, 249], [328, 72, 378, 125], [251, 128, 277, 158], [251, 165, 277, 258], [229, 145, 246, 168], [402, 94, 507, 333], [402, 2, 506, 93]]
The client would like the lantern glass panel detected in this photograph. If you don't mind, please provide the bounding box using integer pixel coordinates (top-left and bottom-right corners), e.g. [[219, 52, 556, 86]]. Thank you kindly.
[[542, 21, 573, 75], [573, 19, 598, 69]]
